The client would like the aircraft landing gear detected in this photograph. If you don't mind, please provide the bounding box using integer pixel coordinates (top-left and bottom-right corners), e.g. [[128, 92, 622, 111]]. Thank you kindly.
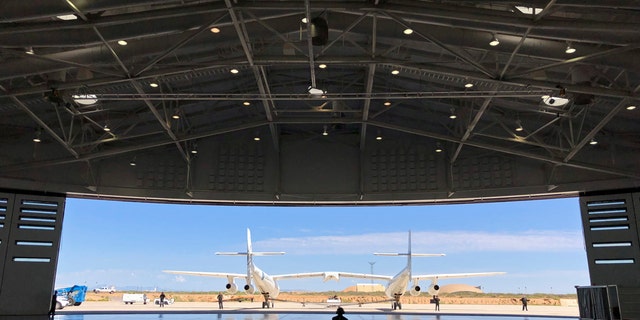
[[392, 301, 402, 310], [261, 293, 272, 308]]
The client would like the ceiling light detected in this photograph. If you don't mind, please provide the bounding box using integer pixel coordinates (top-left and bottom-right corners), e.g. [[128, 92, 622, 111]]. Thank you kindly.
[[489, 35, 500, 46], [253, 136, 261, 141], [210, 27, 220, 33], [33, 130, 42, 143], [589, 139, 598, 145], [172, 110, 180, 119], [627, 105, 636, 110], [72, 94, 98, 105], [376, 135, 382, 140], [403, 28, 413, 35], [465, 83, 474, 88], [322, 125, 328, 136], [449, 108, 457, 119], [56, 14, 78, 20], [230, 68, 239, 74], [243, 101, 251, 106], [565, 44, 576, 54], [149, 82, 159, 88], [117, 40, 128, 46], [541, 95, 569, 107], [25, 47, 34, 55], [318, 63, 327, 69], [191, 149, 198, 154], [301, 17, 308, 24], [383, 101, 391, 106], [129, 158, 136, 166], [103, 124, 111, 132], [435, 143, 443, 153], [308, 86, 326, 96], [515, 123, 524, 132], [391, 69, 400, 75], [515, 6, 543, 15]]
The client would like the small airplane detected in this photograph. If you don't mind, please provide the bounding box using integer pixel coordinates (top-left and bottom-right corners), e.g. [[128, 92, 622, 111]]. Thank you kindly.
[[163, 228, 339, 308], [317, 231, 506, 310]]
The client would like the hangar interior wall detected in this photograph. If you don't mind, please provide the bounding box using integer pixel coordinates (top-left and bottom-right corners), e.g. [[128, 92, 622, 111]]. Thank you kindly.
[[580, 191, 640, 319], [0, 191, 65, 316]]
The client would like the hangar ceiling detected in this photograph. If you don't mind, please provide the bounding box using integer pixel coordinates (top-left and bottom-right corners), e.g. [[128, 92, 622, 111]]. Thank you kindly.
[[0, 1, 639, 204]]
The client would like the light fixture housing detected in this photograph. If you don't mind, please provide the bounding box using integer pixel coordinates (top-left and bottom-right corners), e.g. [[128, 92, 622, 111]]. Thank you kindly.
[[565, 44, 576, 54], [72, 94, 98, 105], [383, 101, 391, 106], [627, 105, 636, 110], [322, 125, 328, 136], [25, 47, 35, 55], [541, 95, 570, 107], [489, 35, 500, 46], [210, 27, 220, 33], [589, 139, 598, 145], [465, 83, 474, 88], [103, 124, 111, 132], [243, 101, 251, 106], [230, 68, 239, 74], [129, 159, 136, 166], [117, 40, 128, 46], [403, 28, 413, 35], [391, 69, 400, 75], [33, 130, 42, 143], [318, 63, 327, 69], [149, 82, 159, 88], [449, 108, 457, 119]]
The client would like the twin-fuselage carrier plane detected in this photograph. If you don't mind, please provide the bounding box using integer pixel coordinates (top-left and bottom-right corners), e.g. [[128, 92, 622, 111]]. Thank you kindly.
[[164, 229, 505, 310]]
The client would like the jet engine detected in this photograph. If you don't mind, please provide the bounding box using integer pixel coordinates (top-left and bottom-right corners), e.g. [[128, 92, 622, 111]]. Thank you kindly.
[[427, 284, 440, 295], [225, 283, 238, 294], [244, 284, 255, 293], [409, 285, 421, 296]]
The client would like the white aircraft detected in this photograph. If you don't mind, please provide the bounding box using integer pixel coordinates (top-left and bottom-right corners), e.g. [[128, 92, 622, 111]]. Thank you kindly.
[[163, 228, 338, 308], [313, 231, 506, 310]]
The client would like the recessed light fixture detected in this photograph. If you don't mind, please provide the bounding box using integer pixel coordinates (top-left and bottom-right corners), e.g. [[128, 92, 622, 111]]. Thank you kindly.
[[627, 105, 636, 110], [391, 69, 400, 75], [117, 40, 128, 46], [489, 35, 500, 46], [210, 27, 220, 33], [383, 101, 391, 106], [403, 28, 413, 35], [318, 63, 327, 69], [230, 68, 239, 74]]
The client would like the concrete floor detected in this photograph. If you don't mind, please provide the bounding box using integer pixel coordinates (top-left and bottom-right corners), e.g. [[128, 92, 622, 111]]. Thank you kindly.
[[57, 300, 579, 318]]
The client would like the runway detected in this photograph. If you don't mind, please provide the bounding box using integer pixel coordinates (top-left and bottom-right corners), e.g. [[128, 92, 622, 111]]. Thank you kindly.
[[55, 300, 579, 318]]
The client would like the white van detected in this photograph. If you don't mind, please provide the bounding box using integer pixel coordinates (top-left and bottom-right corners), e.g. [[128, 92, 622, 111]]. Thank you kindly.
[[122, 293, 149, 304]]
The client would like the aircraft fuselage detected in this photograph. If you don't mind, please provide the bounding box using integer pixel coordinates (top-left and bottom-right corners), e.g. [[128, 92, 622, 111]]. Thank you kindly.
[[251, 265, 280, 298], [385, 266, 411, 299]]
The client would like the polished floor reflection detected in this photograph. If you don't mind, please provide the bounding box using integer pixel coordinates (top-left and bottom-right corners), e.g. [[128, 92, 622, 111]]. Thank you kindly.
[[45, 313, 576, 320]]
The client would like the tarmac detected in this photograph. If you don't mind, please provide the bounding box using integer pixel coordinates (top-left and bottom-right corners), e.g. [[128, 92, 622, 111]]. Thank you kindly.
[[57, 300, 579, 318]]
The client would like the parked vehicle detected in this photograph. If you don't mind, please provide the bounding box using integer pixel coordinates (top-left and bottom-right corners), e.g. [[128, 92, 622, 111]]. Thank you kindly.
[[122, 293, 149, 304], [56, 285, 87, 306], [55, 295, 69, 310], [93, 286, 116, 293], [154, 297, 174, 306]]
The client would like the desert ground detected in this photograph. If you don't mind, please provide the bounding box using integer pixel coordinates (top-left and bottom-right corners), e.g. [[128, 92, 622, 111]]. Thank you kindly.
[[64, 291, 579, 317]]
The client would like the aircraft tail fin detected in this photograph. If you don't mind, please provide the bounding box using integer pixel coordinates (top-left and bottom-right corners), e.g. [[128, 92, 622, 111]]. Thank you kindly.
[[373, 231, 445, 277]]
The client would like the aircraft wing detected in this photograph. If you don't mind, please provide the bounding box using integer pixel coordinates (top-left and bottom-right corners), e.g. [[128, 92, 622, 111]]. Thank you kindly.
[[273, 271, 392, 282], [163, 270, 245, 279], [412, 271, 506, 282]]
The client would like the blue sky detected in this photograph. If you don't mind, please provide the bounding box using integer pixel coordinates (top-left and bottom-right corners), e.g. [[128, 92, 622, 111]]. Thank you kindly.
[[55, 197, 589, 294]]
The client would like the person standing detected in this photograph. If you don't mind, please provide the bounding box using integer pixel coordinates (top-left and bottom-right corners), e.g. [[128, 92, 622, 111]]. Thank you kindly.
[[520, 296, 528, 311], [332, 307, 348, 320], [217, 293, 224, 309], [49, 291, 57, 319], [159, 292, 166, 307], [433, 295, 440, 311]]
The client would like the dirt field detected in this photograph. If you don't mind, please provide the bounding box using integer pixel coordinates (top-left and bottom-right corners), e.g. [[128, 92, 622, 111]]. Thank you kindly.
[[85, 291, 572, 306]]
